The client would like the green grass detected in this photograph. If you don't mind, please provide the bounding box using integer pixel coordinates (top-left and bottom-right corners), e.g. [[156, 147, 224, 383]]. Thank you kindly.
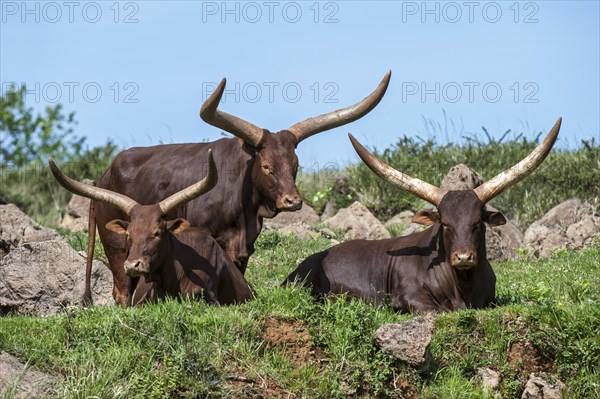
[[0, 231, 599, 398]]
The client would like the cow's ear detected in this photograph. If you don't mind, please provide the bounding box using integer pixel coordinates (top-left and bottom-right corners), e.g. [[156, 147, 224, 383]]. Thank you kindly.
[[483, 210, 507, 226], [412, 210, 439, 225], [167, 218, 190, 234], [106, 219, 129, 235]]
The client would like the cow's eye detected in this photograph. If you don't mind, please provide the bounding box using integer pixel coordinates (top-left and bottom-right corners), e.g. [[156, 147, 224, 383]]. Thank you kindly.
[[262, 163, 273, 174]]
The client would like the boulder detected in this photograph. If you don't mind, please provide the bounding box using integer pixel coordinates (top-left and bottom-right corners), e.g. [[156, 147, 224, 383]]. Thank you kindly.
[[320, 200, 337, 220], [374, 315, 435, 370], [0, 204, 60, 258], [384, 210, 427, 237], [0, 203, 113, 315], [521, 372, 565, 399], [0, 240, 113, 315], [477, 367, 501, 392], [275, 222, 319, 239], [60, 186, 92, 233], [0, 351, 58, 398], [324, 202, 390, 240], [440, 164, 484, 191], [524, 199, 600, 258], [485, 205, 524, 262], [264, 203, 320, 229]]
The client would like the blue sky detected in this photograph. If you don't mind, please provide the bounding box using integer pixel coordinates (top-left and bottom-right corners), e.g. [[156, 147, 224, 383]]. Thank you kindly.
[[1, 1, 599, 169]]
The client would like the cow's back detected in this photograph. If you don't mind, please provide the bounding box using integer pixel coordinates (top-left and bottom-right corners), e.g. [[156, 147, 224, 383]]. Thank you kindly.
[[285, 238, 402, 304]]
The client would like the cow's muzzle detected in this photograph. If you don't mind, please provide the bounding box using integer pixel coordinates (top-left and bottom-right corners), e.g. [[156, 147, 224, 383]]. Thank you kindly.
[[124, 259, 149, 276], [450, 251, 477, 269], [276, 193, 302, 212]]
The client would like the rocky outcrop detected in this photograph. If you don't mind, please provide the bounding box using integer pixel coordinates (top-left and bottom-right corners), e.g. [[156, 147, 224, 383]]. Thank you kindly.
[[521, 372, 565, 399], [374, 315, 435, 370], [440, 163, 484, 191], [324, 202, 390, 240], [0, 204, 113, 315], [0, 351, 58, 398], [264, 204, 320, 230], [384, 210, 427, 237], [0, 204, 60, 258], [524, 199, 600, 258], [60, 185, 92, 233]]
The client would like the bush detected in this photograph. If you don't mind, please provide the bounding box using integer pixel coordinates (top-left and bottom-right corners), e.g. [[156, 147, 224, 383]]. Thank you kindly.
[[0, 86, 118, 225]]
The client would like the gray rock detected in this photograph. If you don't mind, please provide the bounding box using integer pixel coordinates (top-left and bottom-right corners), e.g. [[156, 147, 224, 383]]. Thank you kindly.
[[524, 199, 599, 258], [440, 164, 485, 191], [324, 202, 390, 240], [385, 210, 428, 237], [521, 372, 565, 399], [320, 201, 337, 220], [374, 315, 435, 369], [0, 204, 60, 258], [384, 210, 415, 228], [477, 367, 501, 392], [264, 203, 320, 229], [0, 240, 113, 315], [0, 351, 58, 398], [277, 222, 319, 239], [60, 190, 92, 233], [317, 227, 337, 239], [485, 205, 524, 262]]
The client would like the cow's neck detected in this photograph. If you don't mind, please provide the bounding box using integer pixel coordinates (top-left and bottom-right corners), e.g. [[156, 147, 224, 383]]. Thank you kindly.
[[208, 139, 263, 269], [146, 234, 187, 297]]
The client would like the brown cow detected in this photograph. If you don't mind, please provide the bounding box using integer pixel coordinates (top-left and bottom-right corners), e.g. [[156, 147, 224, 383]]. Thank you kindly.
[[88, 72, 391, 306], [284, 118, 562, 313], [49, 152, 253, 306]]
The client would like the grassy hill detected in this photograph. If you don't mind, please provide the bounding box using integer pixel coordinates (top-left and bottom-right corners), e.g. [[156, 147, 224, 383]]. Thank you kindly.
[[0, 231, 598, 398]]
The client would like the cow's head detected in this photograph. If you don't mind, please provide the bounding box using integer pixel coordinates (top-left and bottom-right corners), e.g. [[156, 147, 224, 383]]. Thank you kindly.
[[49, 150, 218, 277], [350, 117, 562, 269], [199, 72, 391, 214]]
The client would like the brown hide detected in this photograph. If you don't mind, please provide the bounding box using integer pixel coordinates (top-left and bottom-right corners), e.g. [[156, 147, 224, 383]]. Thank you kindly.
[[130, 226, 254, 306]]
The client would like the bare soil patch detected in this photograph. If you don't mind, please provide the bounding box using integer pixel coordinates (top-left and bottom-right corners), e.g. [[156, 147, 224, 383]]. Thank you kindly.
[[261, 316, 324, 368]]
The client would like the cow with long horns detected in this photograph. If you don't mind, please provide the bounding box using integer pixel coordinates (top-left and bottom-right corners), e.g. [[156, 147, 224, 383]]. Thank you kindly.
[[87, 72, 390, 306], [49, 152, 254, 306], [284, 118, 562, 312]]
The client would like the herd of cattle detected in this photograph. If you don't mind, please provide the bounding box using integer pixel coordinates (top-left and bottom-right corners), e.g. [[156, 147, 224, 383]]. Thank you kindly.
[[48, 71, 562, 313]]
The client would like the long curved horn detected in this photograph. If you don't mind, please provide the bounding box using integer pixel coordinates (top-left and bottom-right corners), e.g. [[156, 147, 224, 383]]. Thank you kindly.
[[200, 78, 265, 147], [349, 134, 447, 206], [287, 71, 391, 143], [158, 149, 218, 214], [474, 117, 562, 203], [48, 158, 138, 215]]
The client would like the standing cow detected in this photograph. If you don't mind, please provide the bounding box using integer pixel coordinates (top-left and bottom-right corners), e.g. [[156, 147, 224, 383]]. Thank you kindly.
[[284, 118, 562, 313], [49, 152, 254, 306], [88, 72, 391, 306]]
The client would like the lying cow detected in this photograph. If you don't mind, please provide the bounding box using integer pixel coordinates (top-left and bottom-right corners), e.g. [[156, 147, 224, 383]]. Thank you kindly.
[[284, 118, 562, 312], [48, 151, 253, 306]]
